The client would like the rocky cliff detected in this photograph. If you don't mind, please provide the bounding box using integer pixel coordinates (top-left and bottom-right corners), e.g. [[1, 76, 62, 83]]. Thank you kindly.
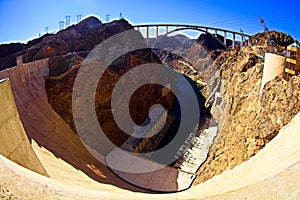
[[242, 31, 295, 55], [0, 16, 132, 70], [197, 33, 229, 52], [152, 30, 300, 184], [194, 50, 300, 184], [46, 51, 176, 148], [44, 18, 176, 148]]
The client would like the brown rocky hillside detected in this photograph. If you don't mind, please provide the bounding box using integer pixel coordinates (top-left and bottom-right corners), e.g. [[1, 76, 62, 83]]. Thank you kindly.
[[194, 49, 300, 184], [1, 15, 299, 188], [153, 30, 300, 184], [45, 49, 176, 150]]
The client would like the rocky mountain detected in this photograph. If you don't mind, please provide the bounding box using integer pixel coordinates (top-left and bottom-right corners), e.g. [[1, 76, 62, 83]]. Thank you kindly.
[[0, 33, 55, 69], [149, 33, 227, 85], [43, 17, 177, 150], [148, 28, 300, 184], [242, 30, 295, 55], [197, 33, 230, 52], [148, 34, 196, 56], [0, 16, 132, 70], [0, 16, 177, 151], [193, 39, 300, 184]]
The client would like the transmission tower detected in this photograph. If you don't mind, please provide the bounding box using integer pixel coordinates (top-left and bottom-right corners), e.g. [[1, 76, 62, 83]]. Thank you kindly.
[[77, 14, 82, 23], [65, 15, 71, 27], [119, 13, 123, 19], [106, 14, 110, 22], [45, 26, 49, 34], [59, 20, 65, 30], [259, 17, 274, 53], [259, 16, 269, 32]]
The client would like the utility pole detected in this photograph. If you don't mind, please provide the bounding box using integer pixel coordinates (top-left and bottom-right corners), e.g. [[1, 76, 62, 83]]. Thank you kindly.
[[65, 15, 71, 27], [105, 14, 110, 23], [77, 14, 82, 23], [59, 20, 64, 30], [45, 26, 49, 34]]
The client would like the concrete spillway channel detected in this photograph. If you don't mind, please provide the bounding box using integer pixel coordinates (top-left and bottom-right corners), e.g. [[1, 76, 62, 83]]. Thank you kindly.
[[0, 59, 299, 199]]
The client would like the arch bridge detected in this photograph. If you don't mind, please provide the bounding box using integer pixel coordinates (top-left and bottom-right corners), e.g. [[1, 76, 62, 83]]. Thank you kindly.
[[134, 24, 252, 50]]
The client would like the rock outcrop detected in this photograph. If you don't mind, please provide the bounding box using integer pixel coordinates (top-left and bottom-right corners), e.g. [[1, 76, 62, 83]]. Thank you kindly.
[[243, 31, 295, 55], [197, 33, 229, 52], [1, 16, 177, 153], [0, 17, 133, 69], [194, 50, 300, 184], [154, 30, 299, 185], [46, 49, 176, 148], [43, 18, 177, 148]]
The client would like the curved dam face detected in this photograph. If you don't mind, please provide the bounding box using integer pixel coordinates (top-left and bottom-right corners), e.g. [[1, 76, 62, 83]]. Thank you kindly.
[[0, 58, 299, 199], [0, 59, 147, 193]]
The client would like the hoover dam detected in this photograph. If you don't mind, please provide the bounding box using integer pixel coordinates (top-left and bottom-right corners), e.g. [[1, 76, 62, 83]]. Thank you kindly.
[[0, 58, 299, 198], [0, 15, 300, 199]]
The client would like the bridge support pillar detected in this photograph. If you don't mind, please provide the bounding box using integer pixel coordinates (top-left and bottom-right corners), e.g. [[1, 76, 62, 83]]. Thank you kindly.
[[232, 33, 235, 49], [215, 30, 218, 37], [166, 26, 168, 34], [224, 31, 227, 46], [146, 26, 149, 39], [156, 26, 159, 37], [248, 37, 252, 47], [240, 35, 244, 50]]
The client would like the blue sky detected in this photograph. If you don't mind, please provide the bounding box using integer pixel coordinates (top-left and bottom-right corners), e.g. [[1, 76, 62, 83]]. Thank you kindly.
[[0, 0, 299, 44]]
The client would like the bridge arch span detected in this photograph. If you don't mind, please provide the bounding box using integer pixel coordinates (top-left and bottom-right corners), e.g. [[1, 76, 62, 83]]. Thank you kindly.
[[134, 24, 252, 50]]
